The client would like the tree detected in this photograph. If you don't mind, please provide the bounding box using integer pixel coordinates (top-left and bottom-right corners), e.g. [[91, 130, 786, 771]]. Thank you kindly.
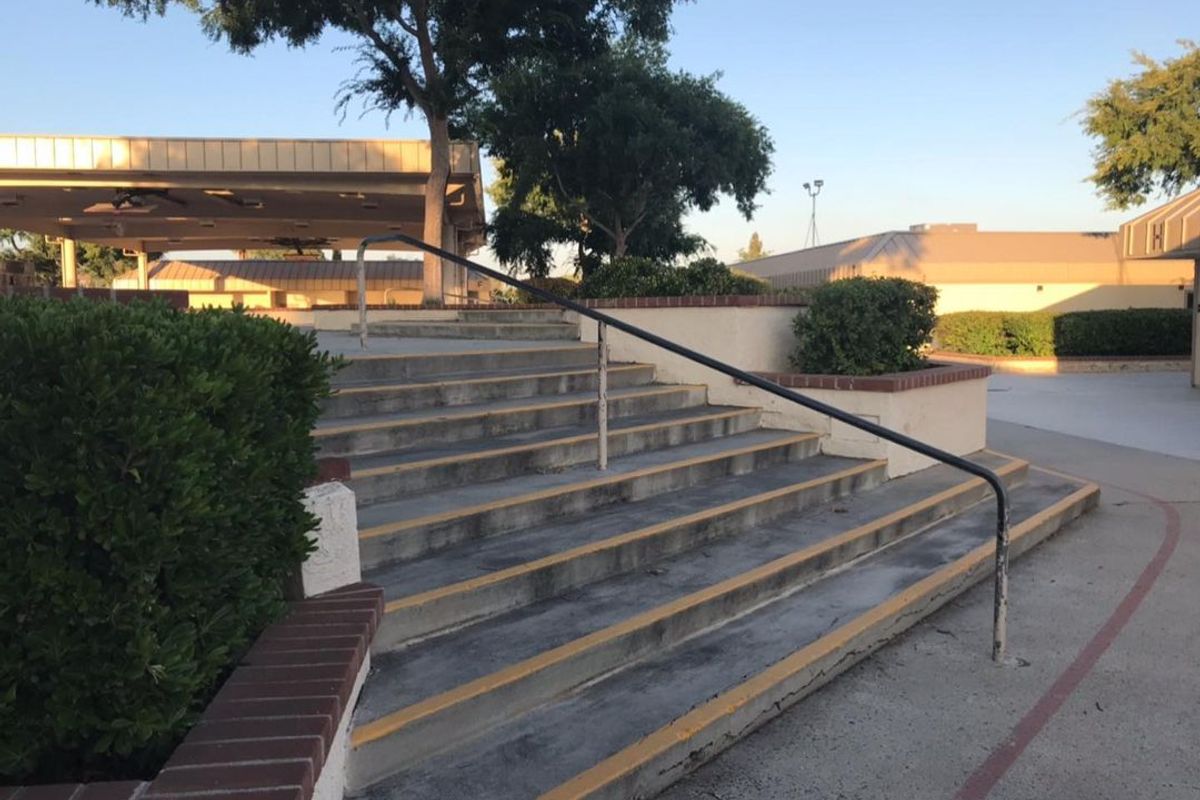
[[0, 229, 132, 286], [738, 231, 769, 261], [93, 0, 677, 301], [487, 160, 705, 277], [1083, 41, 1200, 209], [240, 248, 327, 261], [474, 42, 772, 274]]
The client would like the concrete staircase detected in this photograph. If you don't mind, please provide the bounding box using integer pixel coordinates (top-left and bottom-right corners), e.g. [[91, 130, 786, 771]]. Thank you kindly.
[[355, 308, 580, 340], [320, 318, 1099, 799]]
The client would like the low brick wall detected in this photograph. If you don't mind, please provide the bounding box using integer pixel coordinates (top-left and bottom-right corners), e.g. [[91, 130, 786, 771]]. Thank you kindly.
[[753, 363, 991, 392], [290, 294, 808, 312], [1, 583, 382, 800]]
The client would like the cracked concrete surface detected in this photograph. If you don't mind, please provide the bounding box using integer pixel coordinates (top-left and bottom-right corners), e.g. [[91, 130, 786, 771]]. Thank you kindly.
[[660, 420, 1200, 800]]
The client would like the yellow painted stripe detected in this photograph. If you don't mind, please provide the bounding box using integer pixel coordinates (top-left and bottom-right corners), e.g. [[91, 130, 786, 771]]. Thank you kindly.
[[316, 385, 703, 437], [349, 409, 758, 480], [344, 344, 593, 362], [351, 457, 1024, 749], [359, 432, 820, 541], [380, 458, 887, 614], [538, 481, 1099, 800], [334, 364, 650, 397]]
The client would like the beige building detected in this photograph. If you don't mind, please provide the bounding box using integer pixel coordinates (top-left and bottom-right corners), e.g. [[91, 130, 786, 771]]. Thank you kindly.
[[740, 223, 1195, 314], [0, 134, 485, 301], [111, 258, 494, 308]]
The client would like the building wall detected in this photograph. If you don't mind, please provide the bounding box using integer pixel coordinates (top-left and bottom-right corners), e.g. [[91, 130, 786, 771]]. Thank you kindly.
[[932, 282, 1190, 314], [185, 288, 425, 309]]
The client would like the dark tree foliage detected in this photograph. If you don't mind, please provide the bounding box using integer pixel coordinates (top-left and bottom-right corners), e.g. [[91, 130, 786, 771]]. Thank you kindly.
[[91, 0, 679, 296], [0, 229, 133, 286], [474, 42, 773, 275], [1083, 41, 1200, 209]]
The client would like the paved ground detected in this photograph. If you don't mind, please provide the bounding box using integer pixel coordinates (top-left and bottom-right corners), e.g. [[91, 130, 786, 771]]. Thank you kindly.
[[987, 371, 1200, 461], [662, 411, 1199, 798]]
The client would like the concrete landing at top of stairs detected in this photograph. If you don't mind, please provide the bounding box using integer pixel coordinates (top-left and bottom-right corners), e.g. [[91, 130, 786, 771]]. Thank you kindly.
[[318, 331, 588, 358]]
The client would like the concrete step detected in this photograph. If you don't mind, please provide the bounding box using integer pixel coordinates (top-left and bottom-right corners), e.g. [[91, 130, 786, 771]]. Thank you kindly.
[[348, 465, 1097, 796], [315, 384, 709, 458], [322, 363, 656, 419], [335, 344, 596, 387], [345, 406, 763, 506], [366, 453, 893, 649], [357, 430, 820, 569], [455, 309, 566, 324], [362, 320, 580, 341]]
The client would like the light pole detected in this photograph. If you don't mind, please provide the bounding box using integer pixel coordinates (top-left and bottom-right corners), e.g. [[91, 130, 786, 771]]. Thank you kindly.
[[803, 179, 824, 248]]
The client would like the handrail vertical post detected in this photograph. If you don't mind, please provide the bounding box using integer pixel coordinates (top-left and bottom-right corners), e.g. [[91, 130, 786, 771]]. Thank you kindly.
[[992, 498, 1011, 662], [597, 321, 608, 470], [356, 243, 369, 350]]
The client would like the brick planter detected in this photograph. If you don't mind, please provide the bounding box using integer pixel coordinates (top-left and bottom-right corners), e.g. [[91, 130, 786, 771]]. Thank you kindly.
[[2, 583, 383, 800]]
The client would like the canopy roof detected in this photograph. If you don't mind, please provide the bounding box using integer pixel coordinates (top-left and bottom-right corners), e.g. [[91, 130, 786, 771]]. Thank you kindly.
[[1119, 186, 1200, 260], [0, 135, 485, 253]]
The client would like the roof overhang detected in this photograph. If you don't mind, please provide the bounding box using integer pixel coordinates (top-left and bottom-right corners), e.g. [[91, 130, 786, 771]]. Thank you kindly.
[[1119, 186, 1200, 260], [0, 135, 486, 253]]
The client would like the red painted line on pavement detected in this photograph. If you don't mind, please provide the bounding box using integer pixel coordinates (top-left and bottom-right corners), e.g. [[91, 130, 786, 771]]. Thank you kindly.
[[954, 484, 1182, 800]]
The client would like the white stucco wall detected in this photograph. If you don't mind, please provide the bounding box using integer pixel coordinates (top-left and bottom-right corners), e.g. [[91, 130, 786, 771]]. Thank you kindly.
[[300, 482, 362, 598], [577, 306, 987, 478], [933, 282, 1188, 314]]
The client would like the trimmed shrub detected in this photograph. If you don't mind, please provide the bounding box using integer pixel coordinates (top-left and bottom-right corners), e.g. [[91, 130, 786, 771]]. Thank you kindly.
[[1054, 309, 1192, 356], [491, 276, 580, 305], [577, 256, 768, 299], [936, 308, 1191, 357], [791, 277, 938, 376], [0, 298, 337, 782]]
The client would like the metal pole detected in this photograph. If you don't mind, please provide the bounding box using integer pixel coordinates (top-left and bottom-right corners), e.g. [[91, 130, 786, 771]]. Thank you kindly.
[[355, 242, 369, 350], [992, 503, 1011, 662], [597, 321, 608, 470]]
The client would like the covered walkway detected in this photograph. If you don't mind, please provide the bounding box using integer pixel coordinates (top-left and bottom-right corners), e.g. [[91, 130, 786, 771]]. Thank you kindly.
[[0, 134, 485, 301]]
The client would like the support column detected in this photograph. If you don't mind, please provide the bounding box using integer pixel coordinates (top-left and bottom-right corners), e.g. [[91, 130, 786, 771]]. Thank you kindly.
[[1192, 260, 1199, 389], [61, 238, 78, 288], [137, 251, 149, 291], [440, 222, 461, 305]]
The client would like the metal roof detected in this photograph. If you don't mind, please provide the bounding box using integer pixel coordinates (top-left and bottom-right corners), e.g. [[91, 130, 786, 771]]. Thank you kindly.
[[739, 227, 1194, 288], [0, 134, 485, 253], [112, 259, 422, 292]]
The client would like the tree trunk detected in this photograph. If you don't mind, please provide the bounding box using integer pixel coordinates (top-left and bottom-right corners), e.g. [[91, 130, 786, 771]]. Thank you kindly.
[[423, 114, 452, 304], [613, 219, 627, 259]]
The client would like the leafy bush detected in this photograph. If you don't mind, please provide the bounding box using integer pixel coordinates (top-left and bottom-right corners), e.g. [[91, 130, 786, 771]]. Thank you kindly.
[[0, 298, 337, 782], [791, 277, 938, 375], [1053, 309, 1192, 356], [936, 309, 1191, 357], [491, 276, 580, 304], [578, 256, 768, 298]]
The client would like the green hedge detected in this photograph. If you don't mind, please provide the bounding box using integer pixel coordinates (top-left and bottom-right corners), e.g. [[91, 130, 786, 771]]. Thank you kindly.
[[936, 309, 1192, 357], [578, 256, 768, 298], [0, 298, 337, 782], [791, 277, 938, 375]]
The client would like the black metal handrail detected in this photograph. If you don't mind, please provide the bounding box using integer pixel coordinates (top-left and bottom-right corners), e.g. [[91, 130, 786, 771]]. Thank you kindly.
[[355, 232, 1012, 662]]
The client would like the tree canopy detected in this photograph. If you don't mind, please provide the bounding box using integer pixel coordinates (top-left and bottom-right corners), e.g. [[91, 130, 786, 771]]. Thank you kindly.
[[1083, 41, 1200, 209], [0, 230, 131, 286], [474, 42, 773, 276], [93, 0, 679, 298], [738, 232, 769, 261]]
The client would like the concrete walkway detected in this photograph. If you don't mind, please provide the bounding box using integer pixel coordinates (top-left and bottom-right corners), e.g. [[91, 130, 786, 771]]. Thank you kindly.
[[987, 371, 1200, 461], [661, 421, 1199, 800]]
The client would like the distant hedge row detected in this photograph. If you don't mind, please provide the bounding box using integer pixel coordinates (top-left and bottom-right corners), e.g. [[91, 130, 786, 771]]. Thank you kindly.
[[0, 298, 337, 782], [935, 309, 1192, 357]]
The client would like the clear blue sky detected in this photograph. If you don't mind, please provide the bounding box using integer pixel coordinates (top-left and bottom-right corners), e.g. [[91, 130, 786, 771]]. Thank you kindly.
[[0, 0, 1193, 264]]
